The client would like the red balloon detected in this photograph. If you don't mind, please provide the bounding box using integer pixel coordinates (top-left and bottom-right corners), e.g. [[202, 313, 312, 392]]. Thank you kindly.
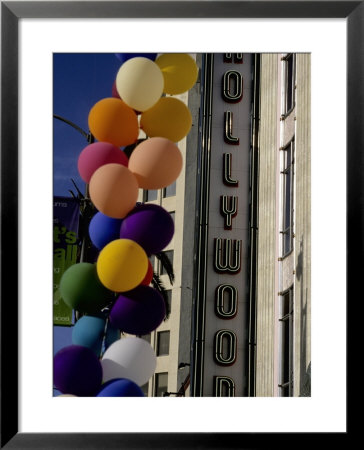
[[141, 259, 154, 286], [111, 80, 120, 99]]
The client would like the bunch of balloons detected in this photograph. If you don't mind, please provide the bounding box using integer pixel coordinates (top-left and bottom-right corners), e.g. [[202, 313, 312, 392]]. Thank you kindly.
[[54, 53, 198, 397]]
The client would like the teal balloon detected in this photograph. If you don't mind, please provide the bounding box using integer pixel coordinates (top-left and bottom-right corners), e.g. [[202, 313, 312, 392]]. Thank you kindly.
[[72, 315, 106, 356], [72, 315, 120, 356], [59, 263, 113, 314]]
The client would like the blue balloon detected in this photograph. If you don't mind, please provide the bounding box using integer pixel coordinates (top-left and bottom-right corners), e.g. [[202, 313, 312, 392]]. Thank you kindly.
[[115, 53, 157, 64], [72, 315, 105, 356], [97, 378, 145, 397], [88, 212, 123, 250]]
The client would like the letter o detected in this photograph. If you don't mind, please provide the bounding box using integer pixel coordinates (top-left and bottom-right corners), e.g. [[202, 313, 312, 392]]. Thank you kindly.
[[215, 284, 238, 318], [214, 329, 237, 365], [222, 70, 243, 103]]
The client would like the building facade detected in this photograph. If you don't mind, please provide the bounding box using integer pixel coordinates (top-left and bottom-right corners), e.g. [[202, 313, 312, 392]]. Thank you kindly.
[[135, 76, 200, 397], [255, 53, 311, 397], [123, 53, 310, 398]]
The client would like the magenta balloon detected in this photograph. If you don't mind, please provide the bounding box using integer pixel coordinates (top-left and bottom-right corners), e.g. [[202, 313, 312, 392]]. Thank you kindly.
[[120, 203, 174, 255], [78, 142, 128, 183], [109, 285, 166, 336]]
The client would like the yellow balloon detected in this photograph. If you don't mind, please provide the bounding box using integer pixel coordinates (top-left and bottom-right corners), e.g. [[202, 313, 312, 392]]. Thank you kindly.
[[116, 57, 164, 112], [97, 239, 148, 292], [155, 53, 198, 95], [140, 97, 192, 142]]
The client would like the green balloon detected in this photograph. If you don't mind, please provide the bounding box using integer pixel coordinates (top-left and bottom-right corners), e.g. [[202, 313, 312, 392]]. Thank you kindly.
[[60, 263, 113, 314]]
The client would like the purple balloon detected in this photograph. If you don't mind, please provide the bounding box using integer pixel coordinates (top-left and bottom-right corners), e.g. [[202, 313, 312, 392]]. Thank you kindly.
[[53, 345, 103, 396], [119, 203, 174, 255], [115, 53, 157, 64], [97, 378, 144, 397], [109, 285, 166, 336]]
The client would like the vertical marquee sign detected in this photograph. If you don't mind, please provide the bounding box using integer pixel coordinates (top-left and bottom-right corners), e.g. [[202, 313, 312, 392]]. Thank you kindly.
[[193, 53, 252, 396]]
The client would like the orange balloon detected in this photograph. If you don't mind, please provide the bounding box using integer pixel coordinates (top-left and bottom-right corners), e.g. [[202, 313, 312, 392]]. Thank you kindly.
[[128, 137, 183, 189], [89, 164, 139, 218], [88, 98, 139, 147]]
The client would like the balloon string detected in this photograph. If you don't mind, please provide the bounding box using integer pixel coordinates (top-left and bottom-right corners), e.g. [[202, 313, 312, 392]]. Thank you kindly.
[[99, 315, 110, 360]]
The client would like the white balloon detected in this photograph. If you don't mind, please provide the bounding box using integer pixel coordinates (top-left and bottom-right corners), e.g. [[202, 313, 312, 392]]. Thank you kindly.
[[116, 57, 164, 112], [101, 337, 156, 386], [57, 394, 77, 397]]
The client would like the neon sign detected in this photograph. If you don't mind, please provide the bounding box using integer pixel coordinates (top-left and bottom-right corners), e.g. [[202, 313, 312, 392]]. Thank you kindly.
[[211, 54, 247, 396]]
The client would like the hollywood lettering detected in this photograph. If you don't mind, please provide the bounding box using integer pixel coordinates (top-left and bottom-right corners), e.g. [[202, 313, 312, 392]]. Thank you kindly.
[[213, 54, 244, 395]]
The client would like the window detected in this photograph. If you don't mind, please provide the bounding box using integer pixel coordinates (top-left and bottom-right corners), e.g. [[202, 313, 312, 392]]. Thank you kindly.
[[165, 289, 172, 315], [154, 372, 168, 397], [280, 138, 295, 257], [278, 286, 294, 396], [169, 211, 175, 223], [143, 189, 158, 202], [282, 53, 296, 116], [157, 331, 170, 356], [163, 182, 176, 198], [160, 250, 174, 276]]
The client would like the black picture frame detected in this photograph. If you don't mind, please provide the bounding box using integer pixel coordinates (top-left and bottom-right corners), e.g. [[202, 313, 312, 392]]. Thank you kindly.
[[1, 1, 355, 448]]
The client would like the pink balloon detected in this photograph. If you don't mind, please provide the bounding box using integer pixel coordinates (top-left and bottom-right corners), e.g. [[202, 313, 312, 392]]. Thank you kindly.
[[78, 142, 128, 183]]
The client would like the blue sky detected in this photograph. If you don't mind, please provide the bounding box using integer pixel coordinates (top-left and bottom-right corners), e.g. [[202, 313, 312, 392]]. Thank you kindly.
[[53, 53, 123, 197]]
